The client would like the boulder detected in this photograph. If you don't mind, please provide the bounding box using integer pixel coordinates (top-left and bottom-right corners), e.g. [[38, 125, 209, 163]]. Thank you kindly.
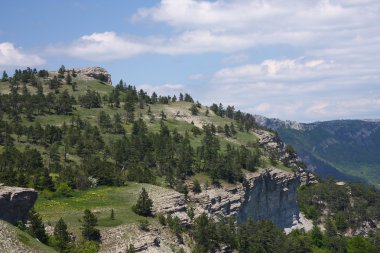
[[0, 186, 38, 224]]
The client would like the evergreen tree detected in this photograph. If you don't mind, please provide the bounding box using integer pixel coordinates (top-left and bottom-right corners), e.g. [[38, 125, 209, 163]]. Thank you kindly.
[[1, 70, 8, 82], [160, 110, 166, 120], [58, 65, 66, 78], [40, 168, 55, 191], [28, 209, 48, 244], [124, 99, 135, 123], [133, 188, 153, 216], [81, 209, 101, 242], [65, 71, 72, 85], [54, 218, 70, 250], [189, 104, 199, 115]]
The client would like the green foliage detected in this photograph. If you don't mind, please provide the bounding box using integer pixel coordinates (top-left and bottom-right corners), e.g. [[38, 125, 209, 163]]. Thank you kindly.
[[28, 208, 48, 244], [75, 240, 99, 253], [189, 104, 199, 115], [138, 219, 150, 231], [81, 209, 101, 242], [298, 179, 380, 232], [126, 244, 136, 253], [53, 218, 70, 251], [56, 182, 73, 198], [110, 209, 115, 220], [132, 188, 153, 217], [192, 179, 202, 193]]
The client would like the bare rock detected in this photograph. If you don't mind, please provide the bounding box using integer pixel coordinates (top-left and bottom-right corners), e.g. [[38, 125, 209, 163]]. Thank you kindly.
[[0, 186, 37, 224], [72, 67, 112, 84]]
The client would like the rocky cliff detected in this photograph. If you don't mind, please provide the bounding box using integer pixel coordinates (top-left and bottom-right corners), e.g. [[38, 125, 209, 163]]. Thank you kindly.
[[0, 186, 38, 224], [237, 169, 300, 228], [73, 67, 112, 84]]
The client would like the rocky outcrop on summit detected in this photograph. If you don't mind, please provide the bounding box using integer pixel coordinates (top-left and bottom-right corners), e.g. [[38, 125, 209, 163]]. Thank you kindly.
[[73, 67, 112, 84], [0, 186, 37, 224]]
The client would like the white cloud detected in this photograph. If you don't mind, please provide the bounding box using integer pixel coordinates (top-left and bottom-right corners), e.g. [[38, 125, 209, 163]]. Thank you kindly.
[[0, 42, 45, 67], [48, 32, 148, 61], [138, 83, 185, 95], [206, 57, 380, 121], [188, 73, 204, 80], [214, 58, 334, 82], [222, 53, 249, 65]]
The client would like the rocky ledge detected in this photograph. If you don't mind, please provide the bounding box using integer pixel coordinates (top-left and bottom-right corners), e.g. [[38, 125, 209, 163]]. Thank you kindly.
[[151, 168, 312, 232], [72, 67, 112, 84], [0, 186, 38, 224]]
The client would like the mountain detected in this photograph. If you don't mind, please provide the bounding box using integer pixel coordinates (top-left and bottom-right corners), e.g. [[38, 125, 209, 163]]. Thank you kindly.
[[256, 116, 380, 188], [0, 66, 379, 252]]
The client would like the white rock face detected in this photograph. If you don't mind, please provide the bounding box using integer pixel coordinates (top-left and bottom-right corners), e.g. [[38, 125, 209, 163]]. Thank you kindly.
[[150, 168, 312, 231], [72, 67, 112, 84]]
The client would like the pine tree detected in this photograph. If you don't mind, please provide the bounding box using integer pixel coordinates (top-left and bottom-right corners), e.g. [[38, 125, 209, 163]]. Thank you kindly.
[[58, 65, 66, 78], [81, 209, 101, 242], [65, 72, 72, 84], [110, 209, 115, 220], [133, 188, 153, 216], [189, 104, 199, 115], [1, 70, 8, 82], [54, 218, 70, 250], [28, 209, 48, 244], [124, 99, 135, 124]]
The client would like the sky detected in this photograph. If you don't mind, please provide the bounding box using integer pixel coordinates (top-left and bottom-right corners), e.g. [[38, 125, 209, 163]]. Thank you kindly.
[[0, 0, 379, 122]]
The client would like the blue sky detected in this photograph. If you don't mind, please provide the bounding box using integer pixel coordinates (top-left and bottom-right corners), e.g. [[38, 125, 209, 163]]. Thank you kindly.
[[1, 0, 379, 122]]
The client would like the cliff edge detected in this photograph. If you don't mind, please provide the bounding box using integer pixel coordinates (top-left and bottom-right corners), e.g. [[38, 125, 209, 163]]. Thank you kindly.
[[0, 186, 38, 224]]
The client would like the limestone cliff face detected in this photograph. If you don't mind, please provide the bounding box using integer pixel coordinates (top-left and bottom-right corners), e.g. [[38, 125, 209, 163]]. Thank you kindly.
[[0, 186, 37, 224], [237, 169, 300, 228]]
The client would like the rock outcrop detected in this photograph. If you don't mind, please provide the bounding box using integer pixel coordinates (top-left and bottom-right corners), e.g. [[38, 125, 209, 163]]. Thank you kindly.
[[254, 129, 317, 186], [72, 67, 112, 84], [149, 168, 311, 233], [0, 186, 37, 224], [237, 169, 300, 228]]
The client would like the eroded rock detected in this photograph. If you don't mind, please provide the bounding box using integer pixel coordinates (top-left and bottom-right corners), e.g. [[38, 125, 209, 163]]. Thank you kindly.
[[0, 186, 37, 224], [72, 67, 112, 84]]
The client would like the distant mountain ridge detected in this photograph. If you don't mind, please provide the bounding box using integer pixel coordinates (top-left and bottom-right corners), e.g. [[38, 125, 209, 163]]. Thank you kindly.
[[255, 116, 380, 188]]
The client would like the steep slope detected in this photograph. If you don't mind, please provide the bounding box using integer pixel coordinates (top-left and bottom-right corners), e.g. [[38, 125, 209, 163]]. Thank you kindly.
[[0, 220, 56, 253], [256, 116, 380, 188]]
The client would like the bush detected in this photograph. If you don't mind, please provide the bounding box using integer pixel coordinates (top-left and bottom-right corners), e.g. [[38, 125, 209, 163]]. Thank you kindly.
[[192, 179, 202, 193], [41, 189, 54, 200], [55, 182, 73, 197], [139, 219, 150, 231], [157, 213, 167, 226]]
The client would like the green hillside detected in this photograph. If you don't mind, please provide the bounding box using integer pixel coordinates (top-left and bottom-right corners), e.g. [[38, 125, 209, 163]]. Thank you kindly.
[[1, 68, 379, 253], [277, 120, 380, 188], [0, 67, 277, 251]]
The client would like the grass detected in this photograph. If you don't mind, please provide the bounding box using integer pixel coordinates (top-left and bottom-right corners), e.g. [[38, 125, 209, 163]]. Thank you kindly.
[[0, 220, 57, 253], [34, 183, 157, 238]]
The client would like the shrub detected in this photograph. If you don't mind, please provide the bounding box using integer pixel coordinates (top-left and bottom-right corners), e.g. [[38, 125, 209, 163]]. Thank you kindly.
[[55, 182, 73, 197]]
